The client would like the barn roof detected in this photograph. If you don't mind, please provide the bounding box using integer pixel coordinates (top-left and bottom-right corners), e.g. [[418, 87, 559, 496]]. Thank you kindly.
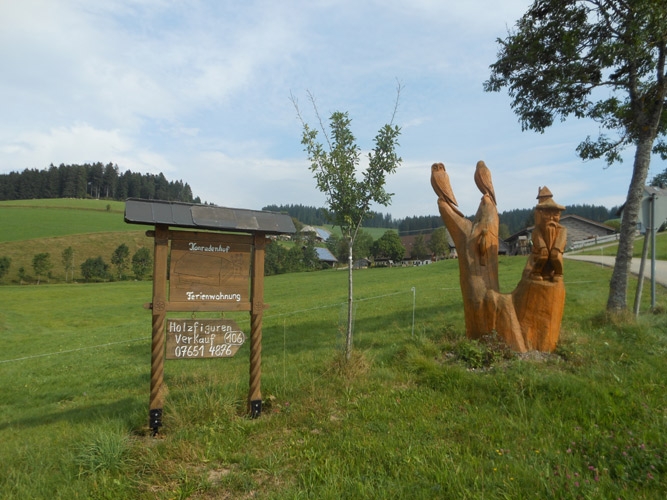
[[315, 247, 338, 262], [124, 198, 296, 235]]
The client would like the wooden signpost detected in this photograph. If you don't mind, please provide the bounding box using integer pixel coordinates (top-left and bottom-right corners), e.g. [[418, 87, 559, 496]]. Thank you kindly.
[[124, 199, 295, 435]]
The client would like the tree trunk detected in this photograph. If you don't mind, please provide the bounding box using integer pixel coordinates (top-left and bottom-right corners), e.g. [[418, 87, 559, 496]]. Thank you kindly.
[[346, 240, 353, 360], [607, 136, 654, 312]]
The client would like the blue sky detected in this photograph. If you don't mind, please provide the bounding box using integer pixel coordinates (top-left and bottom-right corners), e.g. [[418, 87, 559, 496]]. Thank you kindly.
[[1, 0, 662, 219]]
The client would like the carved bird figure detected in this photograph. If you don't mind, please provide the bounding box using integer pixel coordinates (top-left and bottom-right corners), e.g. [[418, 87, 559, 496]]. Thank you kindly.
[[431, 163, 464, 216], [474, 160, 496, 205]]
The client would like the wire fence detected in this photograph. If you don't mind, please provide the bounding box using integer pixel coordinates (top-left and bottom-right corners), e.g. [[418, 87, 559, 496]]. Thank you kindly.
[[0, 278, 617, 366]]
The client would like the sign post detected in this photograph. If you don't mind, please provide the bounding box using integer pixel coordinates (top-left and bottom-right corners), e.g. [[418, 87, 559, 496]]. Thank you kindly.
[[149, 225, 169, 434], [125, 199, 295, 435], [249, 233, 265, 417]]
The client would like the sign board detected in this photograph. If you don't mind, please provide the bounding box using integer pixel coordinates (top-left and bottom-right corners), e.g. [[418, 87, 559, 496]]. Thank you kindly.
[[169, 234, 251, 306], [124, 199, 296, 432], [166, 319, 245, 359]]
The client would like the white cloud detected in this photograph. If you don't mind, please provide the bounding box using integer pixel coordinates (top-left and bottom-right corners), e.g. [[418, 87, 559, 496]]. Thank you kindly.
[[0, 0, 643, 220], [0, 124, 129, 168]]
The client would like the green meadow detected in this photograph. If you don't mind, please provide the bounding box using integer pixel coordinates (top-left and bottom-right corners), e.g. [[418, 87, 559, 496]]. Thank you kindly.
[[0, 200, 152, 283], [1, 200, 666, 499]]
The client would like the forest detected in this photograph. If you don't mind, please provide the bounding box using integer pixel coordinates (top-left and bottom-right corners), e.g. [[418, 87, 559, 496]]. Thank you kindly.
[[1, 164, 621, 235], [263, 203, 620, 236], [0, 163, 198, 203]]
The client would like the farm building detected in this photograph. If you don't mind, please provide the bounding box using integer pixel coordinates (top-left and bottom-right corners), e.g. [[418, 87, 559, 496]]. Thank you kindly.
[[505, 214, 617, 255], [315, 247, 338, 267], [300, 225, 331, 242]]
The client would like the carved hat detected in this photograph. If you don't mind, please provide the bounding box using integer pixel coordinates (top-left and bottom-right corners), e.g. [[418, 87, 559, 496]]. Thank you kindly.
[[536, 186, 565, 211]]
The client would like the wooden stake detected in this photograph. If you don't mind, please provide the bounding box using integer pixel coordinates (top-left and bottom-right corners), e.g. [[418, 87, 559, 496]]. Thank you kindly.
[[248, 233, 266, 417], [149, 225, 169, 434]]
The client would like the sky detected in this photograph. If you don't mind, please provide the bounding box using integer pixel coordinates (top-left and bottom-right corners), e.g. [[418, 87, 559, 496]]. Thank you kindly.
[[1, 0, 664, 220]]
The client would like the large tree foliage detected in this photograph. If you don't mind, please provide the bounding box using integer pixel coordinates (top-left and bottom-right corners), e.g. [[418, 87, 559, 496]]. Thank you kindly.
[[485, 0, 667, 313], [131, 247, 152, 281], [80, 256, 109, 282], [294, 89, 402, 360], [32, 252, 52, 285], [371, 230, 406, 262], [111, 243, 130, 280], [429, 227, 451, 258]]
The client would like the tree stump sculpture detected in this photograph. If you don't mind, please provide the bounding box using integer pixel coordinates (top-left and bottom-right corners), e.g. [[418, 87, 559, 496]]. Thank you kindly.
[[431, 161, 566, 352]]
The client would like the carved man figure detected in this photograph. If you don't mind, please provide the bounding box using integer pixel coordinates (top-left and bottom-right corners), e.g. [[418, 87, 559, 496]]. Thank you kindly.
[[529, 187, 567, 282]]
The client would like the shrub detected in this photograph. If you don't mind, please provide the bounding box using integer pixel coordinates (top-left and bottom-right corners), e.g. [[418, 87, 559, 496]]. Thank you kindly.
[[80, 256, 109, 282]]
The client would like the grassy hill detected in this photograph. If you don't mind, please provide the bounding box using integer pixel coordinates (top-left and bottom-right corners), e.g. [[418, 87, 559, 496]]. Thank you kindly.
[[0, 200, 395, 284], [0, 199, 153, 283], [1, 199, 666, 498]]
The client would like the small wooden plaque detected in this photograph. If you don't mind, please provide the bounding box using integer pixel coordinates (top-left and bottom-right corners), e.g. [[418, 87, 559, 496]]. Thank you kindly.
[[165, 319, 246, 359]]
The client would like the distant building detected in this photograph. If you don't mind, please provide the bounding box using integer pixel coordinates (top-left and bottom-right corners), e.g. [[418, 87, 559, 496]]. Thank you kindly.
[[315, 247, 338, 267], [505, 214, 617, 255], [300, 225, 332, 242]]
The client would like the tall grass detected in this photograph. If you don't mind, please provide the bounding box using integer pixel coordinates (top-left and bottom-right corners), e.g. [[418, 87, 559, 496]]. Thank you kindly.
[[1, 256, 666, 498]]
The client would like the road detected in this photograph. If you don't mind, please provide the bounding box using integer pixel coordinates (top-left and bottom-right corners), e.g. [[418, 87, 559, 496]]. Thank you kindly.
[[564, 254, 667, 287]]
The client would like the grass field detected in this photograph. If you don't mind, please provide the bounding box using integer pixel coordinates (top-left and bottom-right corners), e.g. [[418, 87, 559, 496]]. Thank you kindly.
[[1, 199, 666, 498], [0, 199, 153, 283]]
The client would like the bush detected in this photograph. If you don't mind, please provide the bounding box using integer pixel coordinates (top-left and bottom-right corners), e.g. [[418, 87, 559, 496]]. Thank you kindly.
[[80, 256, 109, 282], [131, 247, 152, 280], [0, 256, 10, 282]]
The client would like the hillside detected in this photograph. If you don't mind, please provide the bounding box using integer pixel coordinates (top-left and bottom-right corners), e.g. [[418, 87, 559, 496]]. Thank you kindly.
[[0, 199, 152, 283]]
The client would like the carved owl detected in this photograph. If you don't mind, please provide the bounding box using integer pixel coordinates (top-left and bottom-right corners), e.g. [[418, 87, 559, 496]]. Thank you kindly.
[[431, 163, 458, 206], [474, 160, 496, 205], [431, 162, 464, 217]]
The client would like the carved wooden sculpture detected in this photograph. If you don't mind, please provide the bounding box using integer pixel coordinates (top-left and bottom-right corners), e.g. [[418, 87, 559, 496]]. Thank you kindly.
[[431, 161, 565, 352]]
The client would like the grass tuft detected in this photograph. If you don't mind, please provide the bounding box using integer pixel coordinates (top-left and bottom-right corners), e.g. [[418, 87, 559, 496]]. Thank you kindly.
[[73, 425, 133, 476]]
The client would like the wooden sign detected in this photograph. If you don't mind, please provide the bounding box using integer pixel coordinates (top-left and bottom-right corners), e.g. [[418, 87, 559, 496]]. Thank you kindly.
[[169, 232, 251, 307], [165, 319, 246, 359]]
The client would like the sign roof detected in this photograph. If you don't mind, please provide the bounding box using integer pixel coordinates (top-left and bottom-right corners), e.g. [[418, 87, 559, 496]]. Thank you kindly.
[[124, 198, 296, 235]]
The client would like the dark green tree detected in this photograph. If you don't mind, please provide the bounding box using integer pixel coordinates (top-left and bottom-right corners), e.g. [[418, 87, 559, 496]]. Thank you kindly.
[[265, 240, 288, 276], [0, 256, 10, 282], [301, 236, 320, 270], [325, 232, 344, 261], [428, 227, 450, 259], [62, 246, 74, 282], [32, 252, 52, 284], [352, 230, 374, 262], [131, 247, 152, 280], [371, 230, 405, 262], [80, 256, 109, 282], [285, 246, 306, 273], [410, 234, 430, 260], [485, 0, 667, 313], [111, 243, 130, 280], [294, 86, 402, 360]]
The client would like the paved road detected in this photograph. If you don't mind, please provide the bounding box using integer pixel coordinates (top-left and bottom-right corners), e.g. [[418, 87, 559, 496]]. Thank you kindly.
[[564, 254, 667, 287]]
